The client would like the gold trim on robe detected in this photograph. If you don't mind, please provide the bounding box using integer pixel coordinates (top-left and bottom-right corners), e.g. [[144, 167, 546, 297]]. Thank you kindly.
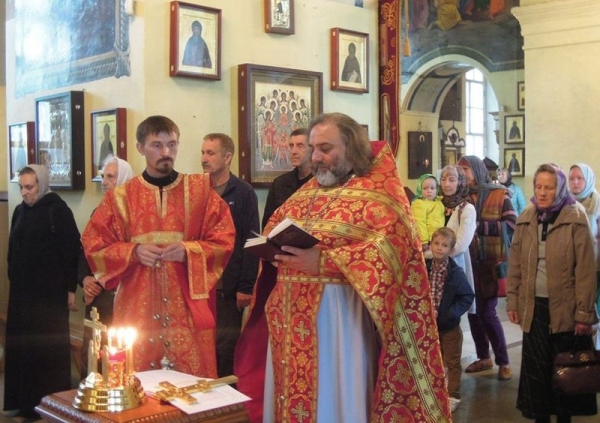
[[261, 142, 451, 422], [82, 173, 234, 378]]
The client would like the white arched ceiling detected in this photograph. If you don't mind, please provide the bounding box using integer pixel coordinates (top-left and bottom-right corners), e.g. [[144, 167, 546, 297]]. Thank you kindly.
[[402, 54, 499, 115]]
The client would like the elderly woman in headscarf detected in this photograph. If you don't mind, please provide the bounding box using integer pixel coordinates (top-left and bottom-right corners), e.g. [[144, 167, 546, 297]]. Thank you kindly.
[[100, 155, 135, 193], [78, 155, 135, 376], [568, 162, 600, 349], [507, 164, 598, 423], [457, 155, 517, 381], [4, 165, 81, 418]]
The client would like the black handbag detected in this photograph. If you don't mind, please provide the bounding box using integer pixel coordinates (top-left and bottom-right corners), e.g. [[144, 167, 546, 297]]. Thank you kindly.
[[552, 349, 600, 394]]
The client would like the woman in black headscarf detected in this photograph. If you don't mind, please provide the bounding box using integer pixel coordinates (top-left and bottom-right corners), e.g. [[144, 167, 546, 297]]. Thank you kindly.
[[4, 165, 81, 418]]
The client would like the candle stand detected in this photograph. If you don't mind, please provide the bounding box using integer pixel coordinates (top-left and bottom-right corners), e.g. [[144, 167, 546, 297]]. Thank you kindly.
[[73, 308, 145, 412]]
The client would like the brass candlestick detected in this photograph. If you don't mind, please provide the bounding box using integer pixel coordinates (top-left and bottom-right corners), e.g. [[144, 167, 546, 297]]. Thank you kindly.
[[73, 308, 145, 412]]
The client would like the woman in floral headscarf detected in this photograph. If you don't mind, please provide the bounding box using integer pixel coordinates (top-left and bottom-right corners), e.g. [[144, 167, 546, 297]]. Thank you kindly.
[[439, 164, 477, 412], [440, 165, 476, 299], [568, 163, 600, 349], [507, 164, 597, 423]]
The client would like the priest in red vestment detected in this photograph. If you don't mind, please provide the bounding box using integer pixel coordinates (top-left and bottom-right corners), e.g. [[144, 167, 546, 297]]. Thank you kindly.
[[235, 113, 452, 422], [82, 116, 234, 378]]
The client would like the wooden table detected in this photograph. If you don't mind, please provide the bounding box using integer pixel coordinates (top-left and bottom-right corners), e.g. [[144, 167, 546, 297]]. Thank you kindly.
[[35, 389, 249, 423]]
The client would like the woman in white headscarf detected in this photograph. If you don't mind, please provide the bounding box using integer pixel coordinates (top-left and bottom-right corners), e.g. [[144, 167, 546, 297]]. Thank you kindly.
[[78, 155, 134, 376], [568, 163, 600, 349], [100, 155, 134, 193], [4, 165, 81, 418]]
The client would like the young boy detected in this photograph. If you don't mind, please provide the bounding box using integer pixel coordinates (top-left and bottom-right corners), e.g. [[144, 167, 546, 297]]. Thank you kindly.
[[426, 227, 475, 412]]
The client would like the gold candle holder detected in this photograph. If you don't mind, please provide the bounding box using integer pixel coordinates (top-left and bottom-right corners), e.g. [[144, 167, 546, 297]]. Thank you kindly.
[[73, 372, 146, 412], [74, 313, 144, 412]]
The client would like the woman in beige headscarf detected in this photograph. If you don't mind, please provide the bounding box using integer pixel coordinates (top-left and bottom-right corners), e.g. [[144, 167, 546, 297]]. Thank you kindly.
[[4, 165, 81, 418]]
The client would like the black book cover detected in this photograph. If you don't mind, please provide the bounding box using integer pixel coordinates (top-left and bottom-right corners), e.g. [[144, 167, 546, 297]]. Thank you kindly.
[[244, 219, 319, 262]]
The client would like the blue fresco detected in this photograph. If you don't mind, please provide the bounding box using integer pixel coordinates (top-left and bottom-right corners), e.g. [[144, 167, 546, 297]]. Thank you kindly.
[[402, 0, 523, 83], [14, 0, 130, 97]]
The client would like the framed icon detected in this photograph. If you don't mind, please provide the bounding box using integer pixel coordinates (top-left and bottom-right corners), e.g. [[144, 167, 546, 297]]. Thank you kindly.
[[90, 108, 127, 182], [169, 1, 221, 80], [8, 122, 35, 182], [505, 114, 525, 144], [35, 91, 85, 190], [238, 63, 323, 187], [264, 0, 295, 34], [517, 81, 525, 111], [504, 147, 525, 177], [331, 27, 369, 93], [407, 131, 432, 179]]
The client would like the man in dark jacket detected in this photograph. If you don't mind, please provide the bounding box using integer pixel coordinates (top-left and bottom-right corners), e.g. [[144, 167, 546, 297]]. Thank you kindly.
[[262, 128, 312, 228], [201, 133, 260, 377]]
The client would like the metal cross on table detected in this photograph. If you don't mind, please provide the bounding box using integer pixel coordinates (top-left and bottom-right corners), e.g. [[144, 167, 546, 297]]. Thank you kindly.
[[84, 306, 107, 375], [155, 375, 238, 405]]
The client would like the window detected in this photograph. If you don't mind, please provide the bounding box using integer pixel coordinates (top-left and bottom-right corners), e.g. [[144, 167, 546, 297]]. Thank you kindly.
[[464, 68, 485, 158]]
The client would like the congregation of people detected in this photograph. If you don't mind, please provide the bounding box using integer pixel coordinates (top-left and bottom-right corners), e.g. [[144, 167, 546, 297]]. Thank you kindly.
[[3, 111, 600, 423]]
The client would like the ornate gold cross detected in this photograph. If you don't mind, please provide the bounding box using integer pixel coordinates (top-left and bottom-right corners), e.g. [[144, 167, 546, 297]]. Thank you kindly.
[[84, 307, 107, 375], [155, 375, 238, 405]]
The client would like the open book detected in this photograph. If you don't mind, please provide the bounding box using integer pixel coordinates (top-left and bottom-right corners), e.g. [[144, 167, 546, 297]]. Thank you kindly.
[[244, 218, 320, 262], [136, 370, 250, 415]]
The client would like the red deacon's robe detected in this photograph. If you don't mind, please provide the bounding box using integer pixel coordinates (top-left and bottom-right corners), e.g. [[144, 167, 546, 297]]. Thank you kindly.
[[82, 173, 234, 377]]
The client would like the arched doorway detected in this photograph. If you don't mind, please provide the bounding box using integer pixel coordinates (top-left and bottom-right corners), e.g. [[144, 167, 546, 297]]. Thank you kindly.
[[401, 56, 507, 179]]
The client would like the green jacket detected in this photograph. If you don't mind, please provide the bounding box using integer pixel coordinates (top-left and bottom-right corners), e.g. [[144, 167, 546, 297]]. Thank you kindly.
[[507, 203, 598, 333]]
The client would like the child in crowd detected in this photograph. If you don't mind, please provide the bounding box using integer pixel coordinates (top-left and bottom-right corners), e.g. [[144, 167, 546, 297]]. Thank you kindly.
[[426, 227, 475, 412], [411, 173, 445, 254]]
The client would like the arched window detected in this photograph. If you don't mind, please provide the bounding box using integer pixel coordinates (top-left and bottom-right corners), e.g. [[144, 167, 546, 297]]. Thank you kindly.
[[465, 68, 486, 158]]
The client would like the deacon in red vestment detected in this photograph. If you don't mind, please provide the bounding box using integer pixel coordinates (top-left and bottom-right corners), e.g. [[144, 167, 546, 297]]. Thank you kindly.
[[235, 113, 452, 422], [82, 116, 234, 378]]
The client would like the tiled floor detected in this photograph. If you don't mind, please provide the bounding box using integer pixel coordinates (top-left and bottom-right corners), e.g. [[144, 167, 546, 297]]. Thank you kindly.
[[454, 298, 599, 422], [1, 298, 598, 422]]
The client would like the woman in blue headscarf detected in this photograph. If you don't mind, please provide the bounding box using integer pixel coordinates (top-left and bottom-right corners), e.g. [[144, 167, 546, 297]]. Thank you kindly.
[[507, 164, 598, 423], [568, 163, 600, 349], [498, 167, 527, 216]]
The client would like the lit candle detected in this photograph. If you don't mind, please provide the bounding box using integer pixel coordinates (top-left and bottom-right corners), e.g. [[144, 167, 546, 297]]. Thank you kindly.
[[101, 345, 110, 382], [107, 327, 116, 350], [125, 327, 137, 375], [107, 346, 127, 388], [117, 327, 125, 349]]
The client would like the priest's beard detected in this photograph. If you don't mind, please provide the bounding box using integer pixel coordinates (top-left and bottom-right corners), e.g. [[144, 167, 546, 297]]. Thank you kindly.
[[314, 156, 353, 187]]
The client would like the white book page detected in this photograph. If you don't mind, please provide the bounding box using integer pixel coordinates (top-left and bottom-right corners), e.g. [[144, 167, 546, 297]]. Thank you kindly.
[[135, 370, 250, 415], [268, 217, 297, 238]]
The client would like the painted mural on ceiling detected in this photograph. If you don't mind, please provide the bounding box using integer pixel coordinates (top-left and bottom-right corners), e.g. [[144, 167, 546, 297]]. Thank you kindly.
[[14, 0, 130, 97], [402, 0, 523, 83]]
